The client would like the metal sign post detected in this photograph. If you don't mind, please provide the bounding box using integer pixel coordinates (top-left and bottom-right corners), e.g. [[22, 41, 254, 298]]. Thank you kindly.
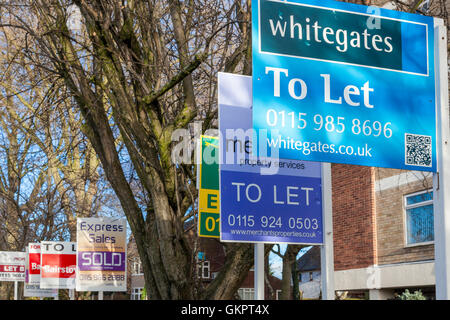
[[14, 281, 18, 300], [320, 162, 335, 300], [254, 243, 265, 300], [433, 20, 450, 300]]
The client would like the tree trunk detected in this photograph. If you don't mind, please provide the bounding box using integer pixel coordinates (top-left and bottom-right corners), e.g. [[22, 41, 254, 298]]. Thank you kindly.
[[280, 245, 303, 300]]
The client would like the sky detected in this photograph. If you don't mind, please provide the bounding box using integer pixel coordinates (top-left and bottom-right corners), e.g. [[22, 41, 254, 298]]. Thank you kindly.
[[269, 245, 312, 279]]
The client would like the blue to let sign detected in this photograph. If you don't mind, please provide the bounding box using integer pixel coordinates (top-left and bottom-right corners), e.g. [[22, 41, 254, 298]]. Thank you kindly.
[[252, 0, 437, 171], [220, 169, 323, 244], [218, 72, 323, 244]]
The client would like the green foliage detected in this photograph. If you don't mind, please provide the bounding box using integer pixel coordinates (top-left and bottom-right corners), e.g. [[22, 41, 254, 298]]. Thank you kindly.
[[141, 286, 147, 300], [397, 289, 427, 300]]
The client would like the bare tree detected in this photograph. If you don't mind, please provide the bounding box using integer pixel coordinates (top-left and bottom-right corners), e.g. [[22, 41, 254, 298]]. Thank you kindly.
[[0, 0, 259, 299], [0, 21, 109, 245]]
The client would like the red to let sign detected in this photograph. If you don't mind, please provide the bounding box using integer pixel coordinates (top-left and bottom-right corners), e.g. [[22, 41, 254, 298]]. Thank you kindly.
[[27, 243, 41, 284], [0, 251, 25, 282], [40, 241, 76, 289], [0, 265, 25, 272]]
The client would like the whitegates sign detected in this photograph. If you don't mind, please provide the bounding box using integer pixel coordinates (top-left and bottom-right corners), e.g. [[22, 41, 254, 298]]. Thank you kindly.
[[252, 0, 437, 171]]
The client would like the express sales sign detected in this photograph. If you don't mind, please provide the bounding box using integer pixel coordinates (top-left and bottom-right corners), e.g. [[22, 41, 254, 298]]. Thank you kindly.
[[76, 218, 127, 291], [252, 0, 436, 171]]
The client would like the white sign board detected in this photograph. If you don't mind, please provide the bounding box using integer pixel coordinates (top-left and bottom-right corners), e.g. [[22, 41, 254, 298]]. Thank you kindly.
[[0, 251, 25, 282], [40, 241, 76, 289], [24, 284, 58, 298], [76, 218, 127, 291]]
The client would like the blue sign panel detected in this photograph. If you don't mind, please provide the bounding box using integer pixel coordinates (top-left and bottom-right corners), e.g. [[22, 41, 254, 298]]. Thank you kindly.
[[252, 0, 436, 172], [220, 169, 323, 244], [218, 72, 323, 244]]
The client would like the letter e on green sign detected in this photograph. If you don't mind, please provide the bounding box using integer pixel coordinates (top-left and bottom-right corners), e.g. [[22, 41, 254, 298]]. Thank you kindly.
[[198, 136, 220, 238]]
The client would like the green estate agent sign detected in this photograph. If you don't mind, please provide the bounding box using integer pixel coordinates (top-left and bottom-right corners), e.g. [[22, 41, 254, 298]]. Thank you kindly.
[[198, 135, 220, 238]]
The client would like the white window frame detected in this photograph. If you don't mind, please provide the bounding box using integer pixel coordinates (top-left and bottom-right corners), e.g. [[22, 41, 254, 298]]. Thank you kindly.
[[131, 287, 143, 300], [300, 272, 308, 283], [418, 0, 430, 12], [238, 288, 255, 300], [197, 260, 210, 279], [276, 289, 282, 300], [202, 260, 210, 279], [403, 189, 434, 247], [131, 258, 144, 275]]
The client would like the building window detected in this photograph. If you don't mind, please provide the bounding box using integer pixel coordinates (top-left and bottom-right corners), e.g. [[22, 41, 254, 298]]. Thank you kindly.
[[131, 287, 143, 300], [405, 190, 434, 245], [300, 272, 307, 283], [238, 288, 254, 300], [418, 0, 430, 12], [132, 258, 143, 275], [276, 290, 282, 300], [197, 260, 210, 279]]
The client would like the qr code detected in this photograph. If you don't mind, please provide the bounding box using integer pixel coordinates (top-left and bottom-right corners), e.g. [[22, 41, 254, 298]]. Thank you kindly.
[[405, 133, 432, 167]]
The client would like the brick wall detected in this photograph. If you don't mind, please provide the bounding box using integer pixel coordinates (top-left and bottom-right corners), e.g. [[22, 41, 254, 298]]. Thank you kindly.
[[332, 164, 377, 271], [375, 168, 434, 265]]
